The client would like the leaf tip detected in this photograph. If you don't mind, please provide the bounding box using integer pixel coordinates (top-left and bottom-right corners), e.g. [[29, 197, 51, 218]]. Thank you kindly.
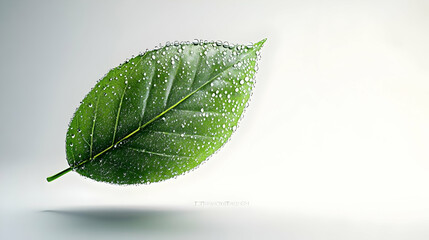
[[254, 38, 267, 50]]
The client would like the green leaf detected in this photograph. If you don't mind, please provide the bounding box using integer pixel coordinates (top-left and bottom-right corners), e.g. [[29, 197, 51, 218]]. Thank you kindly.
[[47, 39, 266, 184]]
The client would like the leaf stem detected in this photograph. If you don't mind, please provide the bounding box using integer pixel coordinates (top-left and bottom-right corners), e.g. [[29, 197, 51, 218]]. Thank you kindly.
[[46, 167, 72, 182]]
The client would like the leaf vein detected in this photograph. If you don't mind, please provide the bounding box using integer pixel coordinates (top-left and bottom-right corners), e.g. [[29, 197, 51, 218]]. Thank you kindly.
[[139, 65, 155, 126], [124, 147, 190, 158], [170, 108, 225, 116], [111, 83, 127, 145], [146, 130, 220, 139], [188, 48, 202, 89], [164, 57, 182, 107]]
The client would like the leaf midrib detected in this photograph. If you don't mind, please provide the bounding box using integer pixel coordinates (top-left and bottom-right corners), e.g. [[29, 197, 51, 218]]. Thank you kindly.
[[72, 45, 257, 170]]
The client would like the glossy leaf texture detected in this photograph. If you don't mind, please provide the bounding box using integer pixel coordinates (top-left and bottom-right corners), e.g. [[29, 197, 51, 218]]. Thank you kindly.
[[60, 39, 265, 184]]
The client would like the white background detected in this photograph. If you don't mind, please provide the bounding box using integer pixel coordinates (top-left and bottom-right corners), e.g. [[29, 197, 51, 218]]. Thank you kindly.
[[1, 0, 428, 239]]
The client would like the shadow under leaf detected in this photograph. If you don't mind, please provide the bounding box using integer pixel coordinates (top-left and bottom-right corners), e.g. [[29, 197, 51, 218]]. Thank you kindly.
[[40, 207, 213, 234]]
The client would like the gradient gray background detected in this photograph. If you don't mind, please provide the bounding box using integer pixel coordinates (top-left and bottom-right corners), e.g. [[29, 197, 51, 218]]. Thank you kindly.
[[1, 0, 429, 239]]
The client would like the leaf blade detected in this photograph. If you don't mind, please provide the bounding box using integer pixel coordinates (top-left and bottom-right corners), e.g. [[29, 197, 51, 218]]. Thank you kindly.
[[49, 39, 265, 184]]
